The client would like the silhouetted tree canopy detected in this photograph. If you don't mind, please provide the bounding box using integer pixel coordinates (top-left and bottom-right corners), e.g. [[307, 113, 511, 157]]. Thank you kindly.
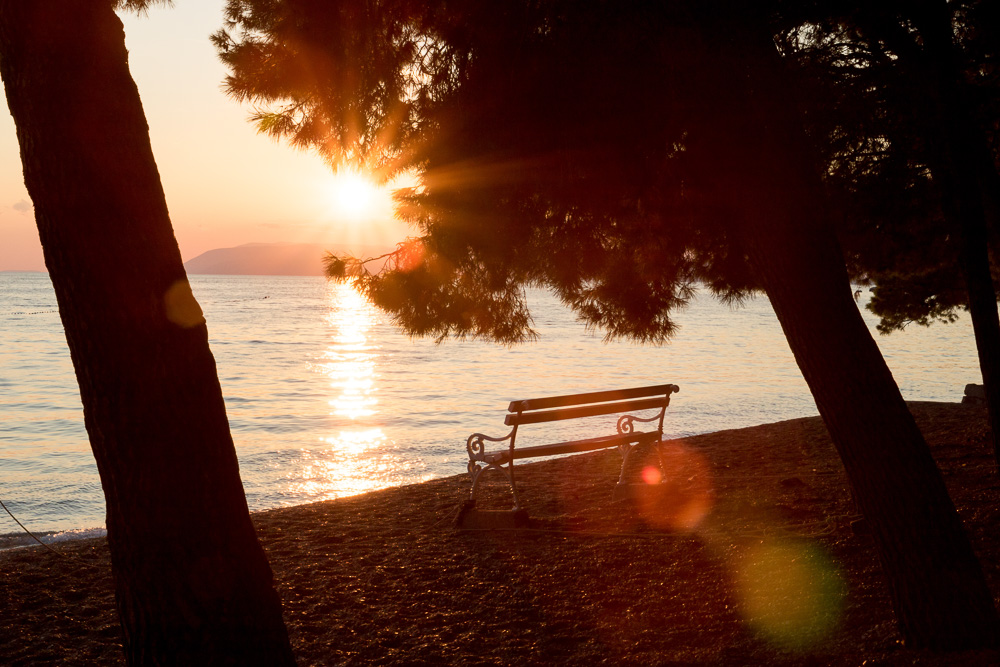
[[782, 0, 1000, 333], [217, 0, 1000, 649], [780, 1, 1000, 472], [115, 0, 173, 12], [216, 0, 1000, 340], [216, 1, 780, 344]]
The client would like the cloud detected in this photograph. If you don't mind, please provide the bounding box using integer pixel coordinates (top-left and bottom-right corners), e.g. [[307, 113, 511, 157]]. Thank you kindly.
[[12, 199, 31, 214]]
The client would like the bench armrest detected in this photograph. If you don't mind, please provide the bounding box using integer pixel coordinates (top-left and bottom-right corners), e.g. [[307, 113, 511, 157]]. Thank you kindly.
[[466, 429, 515, 462]]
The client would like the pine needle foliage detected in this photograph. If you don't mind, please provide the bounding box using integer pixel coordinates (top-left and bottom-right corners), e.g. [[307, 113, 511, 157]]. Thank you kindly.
[[217, 0, 997, 343], [218, 1, 776, 345], [778, 0, 1000, 333], [114, 0, 172, 14]]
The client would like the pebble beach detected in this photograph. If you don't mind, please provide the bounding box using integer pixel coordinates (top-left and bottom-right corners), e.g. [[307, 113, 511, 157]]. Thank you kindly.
[[2, 401, 999, 666]]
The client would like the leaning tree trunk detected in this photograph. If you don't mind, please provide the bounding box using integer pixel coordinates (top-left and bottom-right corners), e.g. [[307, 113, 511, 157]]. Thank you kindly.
[[747, 194, 998, 650], [913, 0, 1000, 474], [0, 3, 296, 665], [716, 9, 999, 649]]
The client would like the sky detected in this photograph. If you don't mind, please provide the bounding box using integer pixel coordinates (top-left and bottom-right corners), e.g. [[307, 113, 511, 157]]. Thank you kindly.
[[0, 1, 411, 272]]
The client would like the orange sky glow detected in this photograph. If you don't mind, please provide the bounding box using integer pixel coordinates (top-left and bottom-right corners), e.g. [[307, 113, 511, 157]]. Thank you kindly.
[[0, 1, 412, 272]]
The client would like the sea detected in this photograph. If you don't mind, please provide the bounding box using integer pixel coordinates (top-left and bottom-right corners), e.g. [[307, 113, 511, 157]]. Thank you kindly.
[[0, 272, 981, 546]]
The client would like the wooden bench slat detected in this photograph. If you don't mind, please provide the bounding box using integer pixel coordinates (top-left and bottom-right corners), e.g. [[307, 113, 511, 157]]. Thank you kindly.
[[483, 431, 661, 465], [505, 395, 669, 426], [507, 383, 678, 413]]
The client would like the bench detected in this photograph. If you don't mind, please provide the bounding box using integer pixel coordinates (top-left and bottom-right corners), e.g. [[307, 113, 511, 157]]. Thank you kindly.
[[464, 384, 680, 511]]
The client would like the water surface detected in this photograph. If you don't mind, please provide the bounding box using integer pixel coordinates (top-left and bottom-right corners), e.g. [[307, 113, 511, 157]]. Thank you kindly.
[[0, 272, 980, 536]]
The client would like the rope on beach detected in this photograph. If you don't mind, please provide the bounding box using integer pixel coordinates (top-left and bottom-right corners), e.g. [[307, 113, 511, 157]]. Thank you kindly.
[[430, 503, 464, 529], [0, 495, 66, 557]]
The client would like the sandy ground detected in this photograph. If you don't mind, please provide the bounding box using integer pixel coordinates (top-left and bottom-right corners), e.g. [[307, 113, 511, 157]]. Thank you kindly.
[[2, 401, 1000, 665]]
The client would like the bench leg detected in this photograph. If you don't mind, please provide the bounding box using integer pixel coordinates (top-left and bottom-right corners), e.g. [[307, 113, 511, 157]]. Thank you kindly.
[[468, 460, 522, 511], [616, 442, 636, 486], [616, 440, 667, 489]]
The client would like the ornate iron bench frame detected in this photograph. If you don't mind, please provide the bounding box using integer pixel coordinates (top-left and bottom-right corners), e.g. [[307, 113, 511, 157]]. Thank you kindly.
[[465, 384, 680, 510]]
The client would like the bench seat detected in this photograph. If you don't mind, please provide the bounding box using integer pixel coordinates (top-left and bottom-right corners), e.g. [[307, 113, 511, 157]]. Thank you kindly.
[[481, 431, 662, 466]]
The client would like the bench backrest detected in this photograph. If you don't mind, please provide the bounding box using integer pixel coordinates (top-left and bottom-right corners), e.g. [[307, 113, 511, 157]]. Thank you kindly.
[[504, 384, 679, 426]]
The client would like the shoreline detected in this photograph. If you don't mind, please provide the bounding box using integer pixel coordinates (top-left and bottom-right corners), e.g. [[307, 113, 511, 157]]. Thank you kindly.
[[0, 527, 108, 553], [2, 414, 839, 549], [3, 402, 999, 665]]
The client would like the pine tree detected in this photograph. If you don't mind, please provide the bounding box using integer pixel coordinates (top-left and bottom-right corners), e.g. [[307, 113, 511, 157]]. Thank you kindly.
[[0, 2, 296, 663], [785, 0, 1000, 470], [216, 0, 999, 649]]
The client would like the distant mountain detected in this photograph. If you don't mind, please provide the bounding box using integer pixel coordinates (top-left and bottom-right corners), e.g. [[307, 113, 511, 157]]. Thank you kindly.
[[183, 242, 392, 276]]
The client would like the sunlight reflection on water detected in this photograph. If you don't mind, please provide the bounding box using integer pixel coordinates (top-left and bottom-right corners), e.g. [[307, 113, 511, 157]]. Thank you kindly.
[[299, 282, 401, 498], [320, 282, 379, 420]]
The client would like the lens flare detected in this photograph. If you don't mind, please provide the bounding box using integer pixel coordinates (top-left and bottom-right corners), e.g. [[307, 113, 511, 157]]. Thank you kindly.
[[395, 238, 426, 272], [732, 538, 846, 648], [641, 465, 662, 485], [636, 440, 714, 531], [164, 279, 205, 328]]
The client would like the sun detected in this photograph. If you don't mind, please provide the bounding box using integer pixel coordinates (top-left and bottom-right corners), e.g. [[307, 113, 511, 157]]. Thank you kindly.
[[328, 170, 381, 221]]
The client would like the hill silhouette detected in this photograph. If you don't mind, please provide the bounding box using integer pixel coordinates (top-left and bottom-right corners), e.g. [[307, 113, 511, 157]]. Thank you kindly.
[[183, 242, 391, 276]]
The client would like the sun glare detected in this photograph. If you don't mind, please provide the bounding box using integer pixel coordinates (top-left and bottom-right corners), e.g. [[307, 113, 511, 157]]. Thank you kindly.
[[329, 171, 381, 220]]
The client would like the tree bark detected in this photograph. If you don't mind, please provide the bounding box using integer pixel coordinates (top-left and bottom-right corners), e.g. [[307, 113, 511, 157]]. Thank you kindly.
[[0, 3, 296, 664], [747, 193, 998, 650], [720, 15, 999, 650]]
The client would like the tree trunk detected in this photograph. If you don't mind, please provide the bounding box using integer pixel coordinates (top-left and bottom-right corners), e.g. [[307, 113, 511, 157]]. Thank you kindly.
[[0, 3, 296, 665], [748, 196, 998, 650], [912, 0, 1000, 474], [719, 13, 999, 649]]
